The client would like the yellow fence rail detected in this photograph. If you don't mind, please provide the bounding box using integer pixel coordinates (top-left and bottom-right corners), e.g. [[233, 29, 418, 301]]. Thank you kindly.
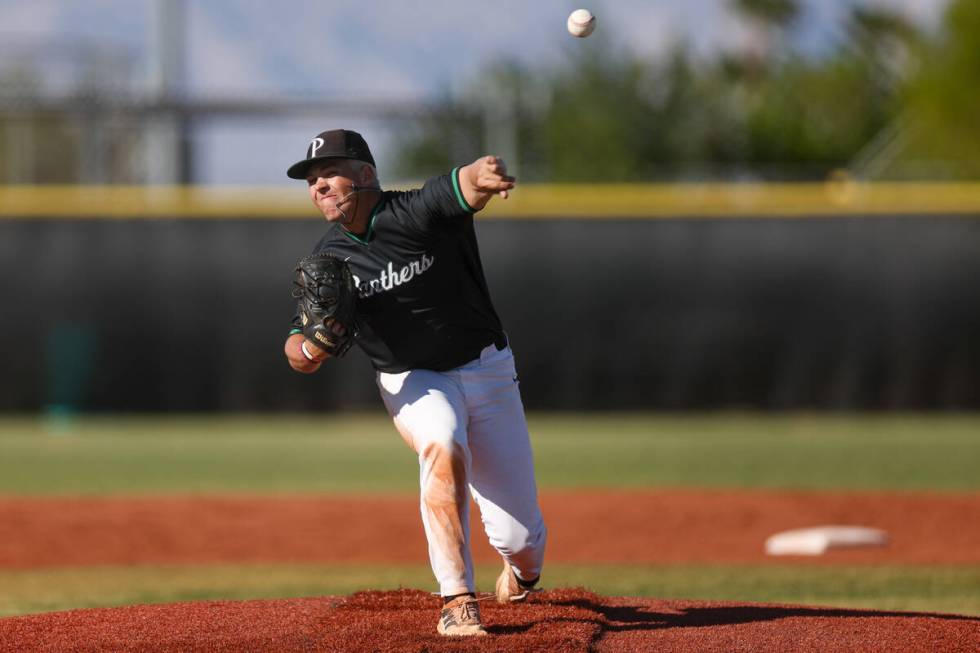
[[2, 182, 980, 219]]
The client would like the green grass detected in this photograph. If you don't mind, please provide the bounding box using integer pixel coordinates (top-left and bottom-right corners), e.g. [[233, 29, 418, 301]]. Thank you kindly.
[[2, 563, 977, 618], [0, 413, 977, 493], [0, 415, 418, 494], [532, 413, 980, 490], [0, 413, 977, 619]]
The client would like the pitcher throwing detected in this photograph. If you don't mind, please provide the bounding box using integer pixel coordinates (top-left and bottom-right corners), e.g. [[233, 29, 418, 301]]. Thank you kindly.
[[283, 129, 547, 637]]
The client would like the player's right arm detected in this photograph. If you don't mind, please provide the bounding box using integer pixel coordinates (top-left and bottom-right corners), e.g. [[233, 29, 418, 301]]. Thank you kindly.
[[457, 155, 515, 210], [399, 158, 513, 233]]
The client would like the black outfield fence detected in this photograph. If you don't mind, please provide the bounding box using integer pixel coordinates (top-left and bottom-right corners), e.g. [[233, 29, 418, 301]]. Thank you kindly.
[[1, 215, 978, 411]]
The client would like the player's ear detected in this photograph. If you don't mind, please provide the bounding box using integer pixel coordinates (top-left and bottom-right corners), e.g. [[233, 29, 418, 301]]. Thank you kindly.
[[359, 164, 378, 188]]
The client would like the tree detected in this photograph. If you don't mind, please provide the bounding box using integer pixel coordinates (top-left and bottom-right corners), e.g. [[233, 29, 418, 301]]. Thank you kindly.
[[389, 99, 483, 181], [390, 62, 533, 181], [541, 44, 667, 181], [391, 0, 934, 182], [731, 0, 800, 28], [729, 0, 801, 69], [899, 0, 980, 178], [845, 6, 919, 90]]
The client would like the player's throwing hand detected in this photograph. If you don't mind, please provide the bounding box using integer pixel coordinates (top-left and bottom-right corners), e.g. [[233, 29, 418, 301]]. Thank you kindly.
[[468, 155, 516, 200]]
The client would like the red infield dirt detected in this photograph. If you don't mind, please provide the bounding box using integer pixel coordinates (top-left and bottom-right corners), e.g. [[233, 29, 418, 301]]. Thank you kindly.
[[2, 589, 978, 652], [1, 489, 979, 651]]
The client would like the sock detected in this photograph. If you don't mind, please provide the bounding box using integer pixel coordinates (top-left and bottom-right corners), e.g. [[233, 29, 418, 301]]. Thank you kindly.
[[443, 592, 476, 605], [517, 575, 540, 589]]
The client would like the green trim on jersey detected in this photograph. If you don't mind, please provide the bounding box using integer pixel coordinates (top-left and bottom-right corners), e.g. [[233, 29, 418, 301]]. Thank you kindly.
[[342, 197, 386, 245], [451, 167, 476, 214], [288, 328, 302, 336]]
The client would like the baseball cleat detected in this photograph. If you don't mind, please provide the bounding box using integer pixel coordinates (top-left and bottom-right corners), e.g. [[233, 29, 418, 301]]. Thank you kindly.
[[495, 557, 540, 604], [436, 595, 487, 637]]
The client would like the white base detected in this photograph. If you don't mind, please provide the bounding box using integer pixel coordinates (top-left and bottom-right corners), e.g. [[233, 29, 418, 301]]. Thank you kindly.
[[764, 525, 889, 556]]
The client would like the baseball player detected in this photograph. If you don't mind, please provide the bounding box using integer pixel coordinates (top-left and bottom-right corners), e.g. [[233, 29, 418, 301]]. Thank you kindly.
[[283, 129, 547, 637]]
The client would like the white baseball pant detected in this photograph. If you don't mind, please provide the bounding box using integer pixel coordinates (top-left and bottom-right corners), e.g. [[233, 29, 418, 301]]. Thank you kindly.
[[376, 343, 547, 597]]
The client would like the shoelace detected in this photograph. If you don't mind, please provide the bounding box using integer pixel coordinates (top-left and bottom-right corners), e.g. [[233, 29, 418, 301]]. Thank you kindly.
[[435, 593, 495, 603], [434, 592, 536, 603], [459, 601, 480, 621]]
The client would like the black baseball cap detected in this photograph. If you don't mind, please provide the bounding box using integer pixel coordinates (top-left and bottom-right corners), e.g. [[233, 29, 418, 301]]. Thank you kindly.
[[286, 129, 375, 179]]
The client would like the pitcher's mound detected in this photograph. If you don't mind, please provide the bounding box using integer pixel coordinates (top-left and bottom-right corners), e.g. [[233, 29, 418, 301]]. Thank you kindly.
[[1, 588, 977, 652]]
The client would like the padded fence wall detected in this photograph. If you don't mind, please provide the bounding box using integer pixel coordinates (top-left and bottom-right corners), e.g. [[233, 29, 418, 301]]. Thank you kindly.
[[1, 215, 978, 412]]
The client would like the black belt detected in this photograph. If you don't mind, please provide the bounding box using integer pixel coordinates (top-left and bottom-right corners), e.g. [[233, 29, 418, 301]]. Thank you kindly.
[[450, 333, 508, 370], [494, 333, 508, 351]]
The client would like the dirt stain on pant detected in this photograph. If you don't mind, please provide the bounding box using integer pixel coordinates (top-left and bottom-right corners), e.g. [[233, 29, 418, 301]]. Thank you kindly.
[[420, 441, 468, 587]]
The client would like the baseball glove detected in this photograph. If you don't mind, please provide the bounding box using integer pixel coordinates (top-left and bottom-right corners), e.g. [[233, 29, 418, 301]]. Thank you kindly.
[[292, 253, 358, 357]]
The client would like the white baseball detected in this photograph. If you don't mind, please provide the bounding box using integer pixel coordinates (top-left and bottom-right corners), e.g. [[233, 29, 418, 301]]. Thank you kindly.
[[567, 9, 596, 38]]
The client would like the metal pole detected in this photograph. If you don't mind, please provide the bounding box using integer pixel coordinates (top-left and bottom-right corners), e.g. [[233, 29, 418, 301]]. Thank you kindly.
[[145, 0, 187, 184]]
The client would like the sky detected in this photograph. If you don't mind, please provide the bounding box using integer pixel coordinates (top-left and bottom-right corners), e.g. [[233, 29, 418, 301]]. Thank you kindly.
[[0, 0, 952, 183]]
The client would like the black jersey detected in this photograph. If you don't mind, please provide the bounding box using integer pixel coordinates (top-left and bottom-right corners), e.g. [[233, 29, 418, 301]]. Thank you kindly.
[[306, 168, 506, 373]]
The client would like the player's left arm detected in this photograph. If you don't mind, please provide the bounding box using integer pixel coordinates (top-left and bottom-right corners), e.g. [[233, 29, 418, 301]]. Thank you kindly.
[[284, 332, 323, 373], [457, 155, 515, 211]]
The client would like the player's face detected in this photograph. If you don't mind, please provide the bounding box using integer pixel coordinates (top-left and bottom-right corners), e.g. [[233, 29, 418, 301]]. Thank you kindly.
[[306, 160, 357, 222]]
